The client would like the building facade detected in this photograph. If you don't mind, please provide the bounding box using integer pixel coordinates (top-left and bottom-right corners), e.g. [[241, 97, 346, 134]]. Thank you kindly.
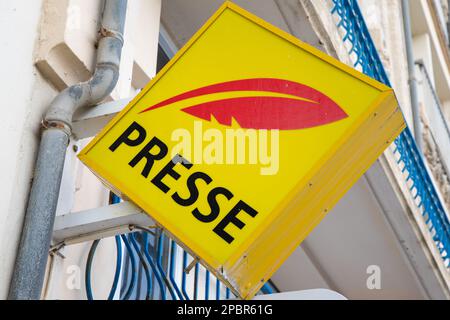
[[0, 0, 449, 299]]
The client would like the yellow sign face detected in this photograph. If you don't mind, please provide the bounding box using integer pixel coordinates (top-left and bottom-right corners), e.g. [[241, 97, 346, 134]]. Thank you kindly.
[[79, 2, 405, 298]]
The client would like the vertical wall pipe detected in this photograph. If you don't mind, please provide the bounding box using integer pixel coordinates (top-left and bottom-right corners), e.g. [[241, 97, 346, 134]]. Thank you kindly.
[[8, 0, 128, 300], [401, 0, 423, 151]]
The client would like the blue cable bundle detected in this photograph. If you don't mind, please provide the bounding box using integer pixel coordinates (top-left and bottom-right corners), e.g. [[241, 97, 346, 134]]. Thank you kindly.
[[84, 193, 273, 300], [85, 193, 123, 300]]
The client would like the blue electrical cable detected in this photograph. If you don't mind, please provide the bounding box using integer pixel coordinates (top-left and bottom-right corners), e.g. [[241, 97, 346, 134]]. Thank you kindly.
[[142, 232, 167, 300], [108, 193, 122, 300], [169, 240, 185, 300], [129, 233, 152, 300], [120, 234, 137, 300], [260, 282, 276, 295], [111, 193, 121, 204], [156, 232, 177, 300], [204, 269, 210, 300], [193, 262, 199, 300], [107, 235, 122, 300], [216, 278, 220, 300], [181, 250, 190, 300], [225, 287, 230, 299], [85, 239, 99, 300], [85, 194, 123, 300]]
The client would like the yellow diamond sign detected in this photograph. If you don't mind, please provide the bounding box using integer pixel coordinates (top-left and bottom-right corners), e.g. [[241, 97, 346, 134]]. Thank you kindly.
[[79, 2, 405, 298]]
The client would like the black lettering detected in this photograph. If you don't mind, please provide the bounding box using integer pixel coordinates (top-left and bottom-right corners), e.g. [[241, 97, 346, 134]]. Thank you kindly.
[[109, 121, 147, 151], [151, 155, 192, 193], [128, 137, 168, 178], [192, 187, 234, 223], [213, 200, 258, 244], [172, 172, 212, 207]]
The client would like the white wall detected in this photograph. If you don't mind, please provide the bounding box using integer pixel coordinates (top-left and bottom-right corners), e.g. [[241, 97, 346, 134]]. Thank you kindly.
[[0, 0, 48, 300], [0, 0, 161, 299]]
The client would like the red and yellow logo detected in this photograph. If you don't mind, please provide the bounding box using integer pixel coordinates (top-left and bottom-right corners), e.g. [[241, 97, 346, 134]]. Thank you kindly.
[[141, 78, 347, 130]]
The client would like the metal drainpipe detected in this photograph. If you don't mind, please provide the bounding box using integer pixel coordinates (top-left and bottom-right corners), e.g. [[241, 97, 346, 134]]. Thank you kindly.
[[401, 0, 423, 152], [447, 0, 450, 45], [8, 0, 128, 300]]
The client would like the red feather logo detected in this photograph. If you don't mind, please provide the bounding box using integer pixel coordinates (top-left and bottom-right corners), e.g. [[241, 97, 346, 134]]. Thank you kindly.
[[140, 78, 347, 130]]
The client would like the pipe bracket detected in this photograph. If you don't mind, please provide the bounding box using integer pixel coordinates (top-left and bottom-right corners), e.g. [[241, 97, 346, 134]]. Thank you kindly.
[[42, 119, 72, 137], [99, 26, 124, 45]]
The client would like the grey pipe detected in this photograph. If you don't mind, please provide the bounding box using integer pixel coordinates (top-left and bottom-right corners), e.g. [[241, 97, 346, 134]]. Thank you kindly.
[[448, 0, 450, 45], [8, 0, 127, 300], [401, 0, 423, 152]]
